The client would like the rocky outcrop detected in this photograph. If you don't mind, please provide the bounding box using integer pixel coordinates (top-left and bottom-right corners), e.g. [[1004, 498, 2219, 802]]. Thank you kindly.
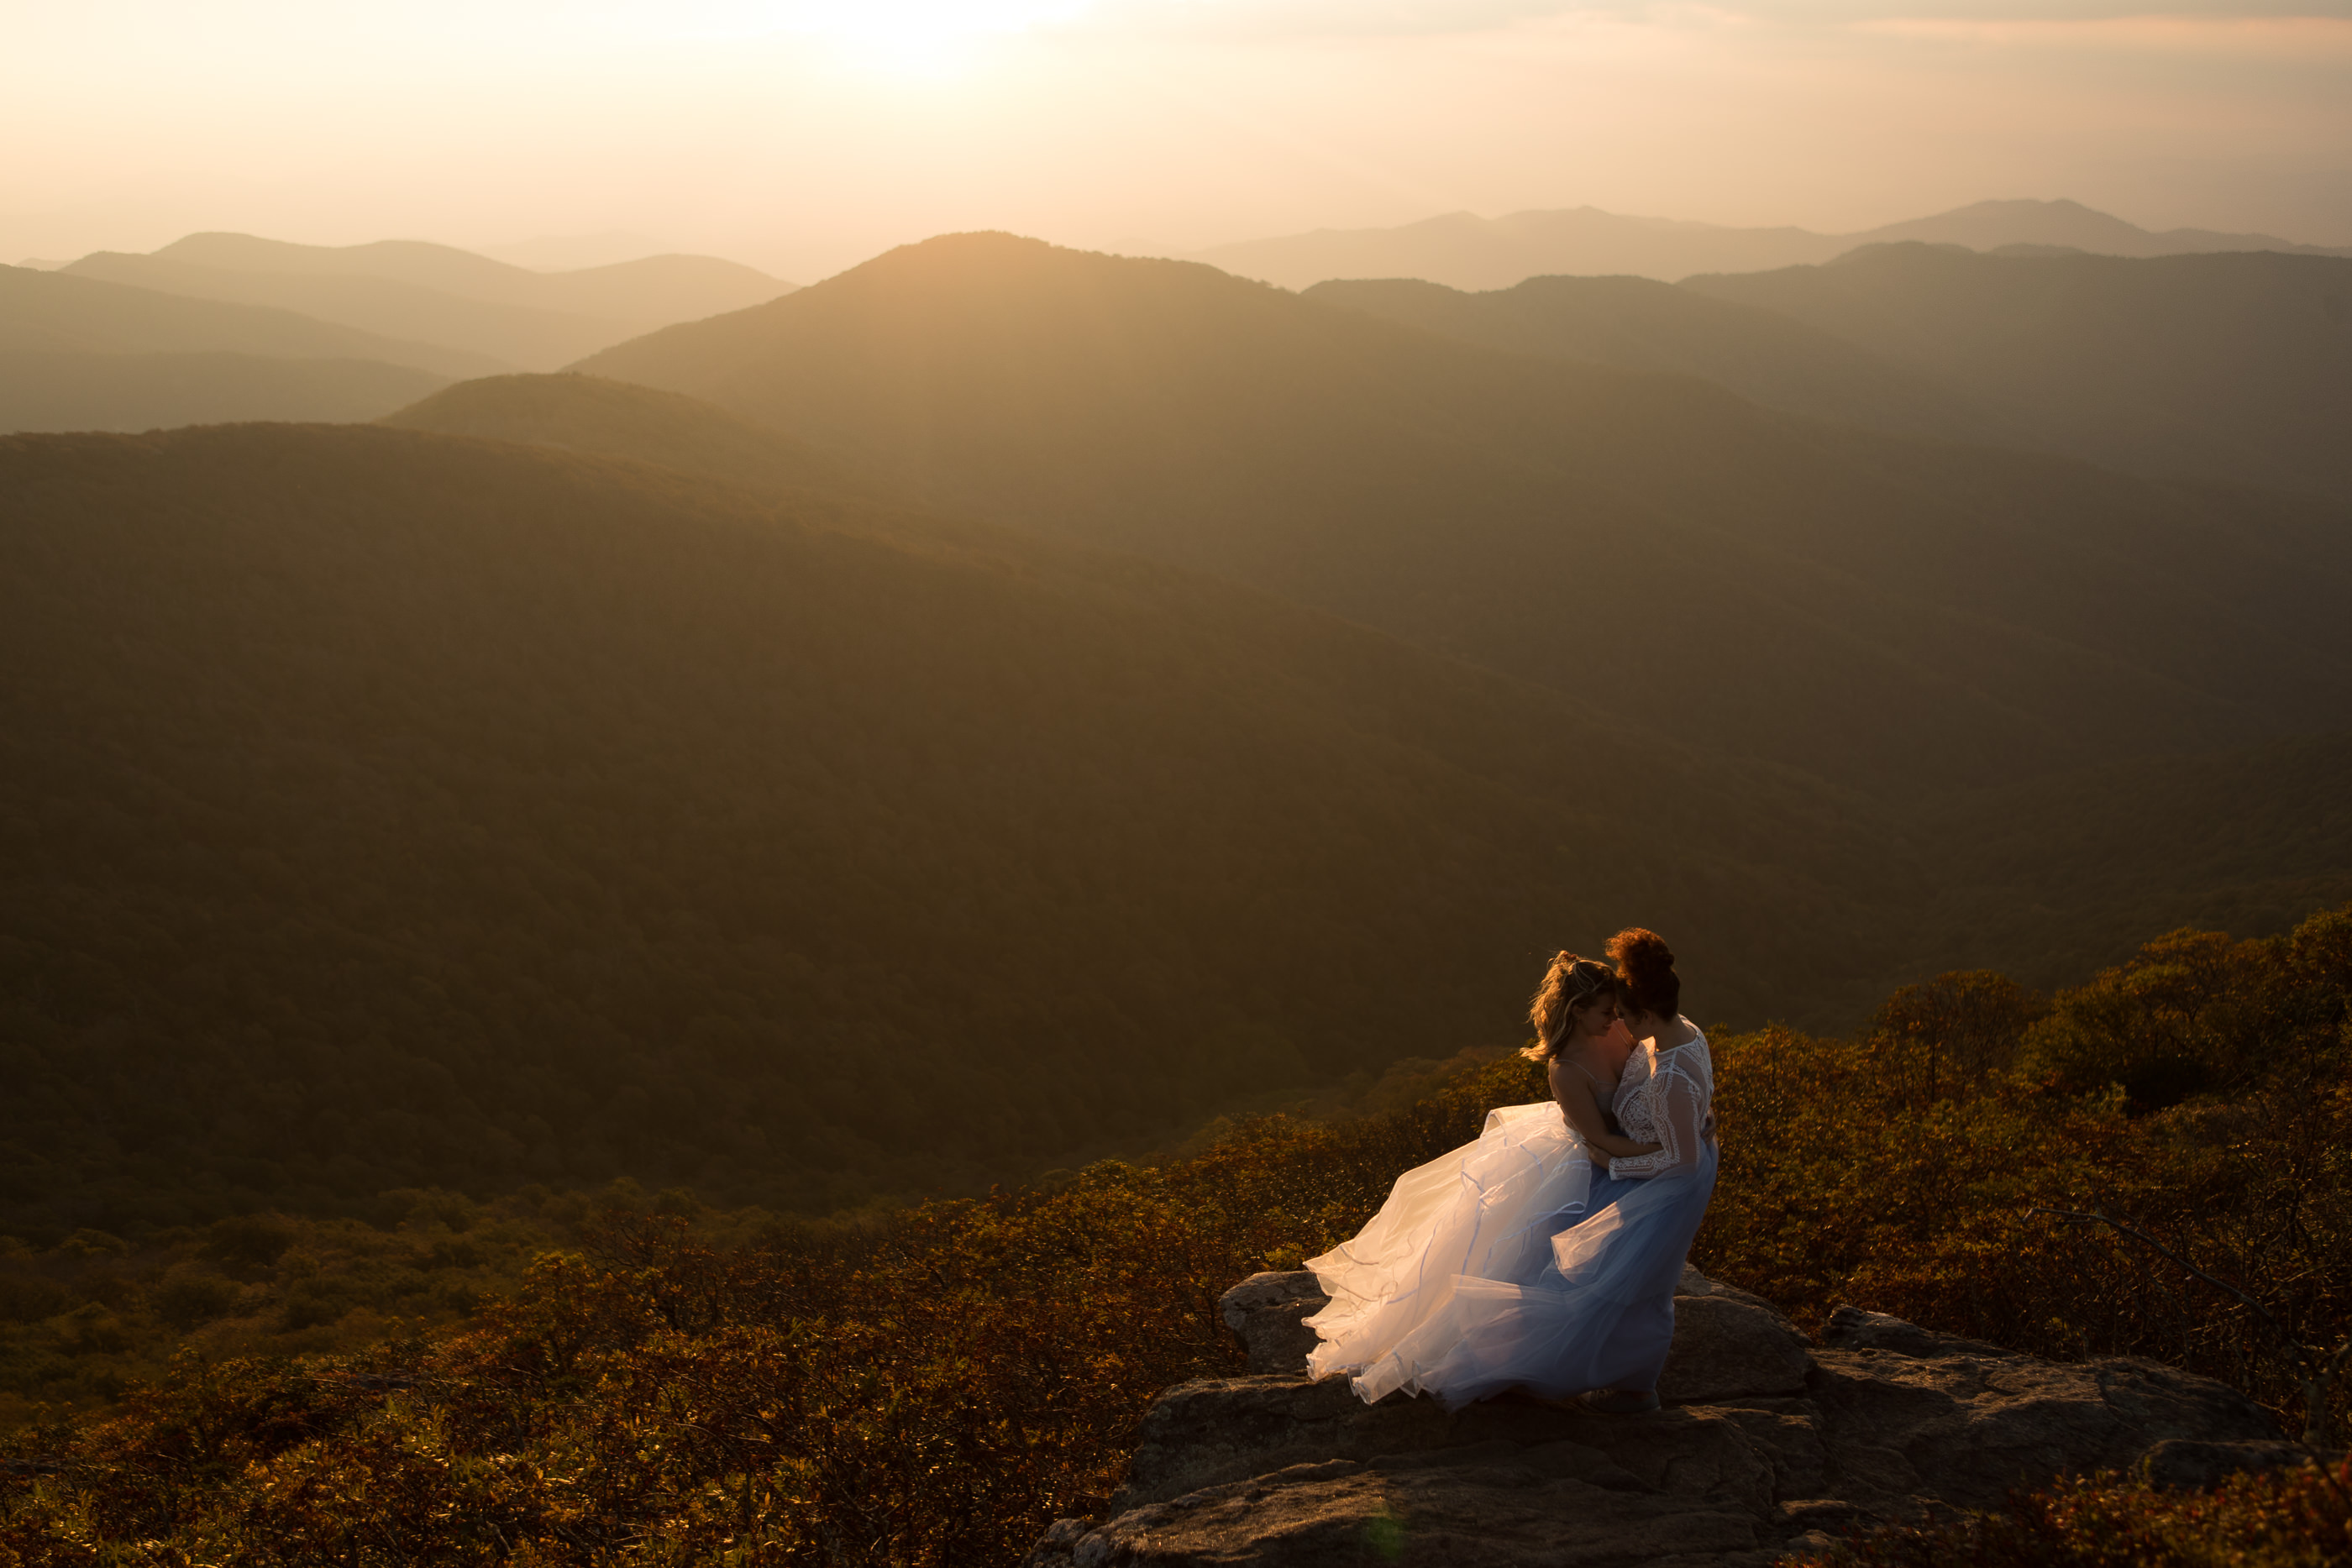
[[1027, 1269, 2292, 1566]]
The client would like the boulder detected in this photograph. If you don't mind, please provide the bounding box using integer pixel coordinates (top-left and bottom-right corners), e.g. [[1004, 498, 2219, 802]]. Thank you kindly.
[[1657, 1272, 1811, 1405], [1219, 1272, 1328, 1377], [1026, 1284, 2291, 1567]]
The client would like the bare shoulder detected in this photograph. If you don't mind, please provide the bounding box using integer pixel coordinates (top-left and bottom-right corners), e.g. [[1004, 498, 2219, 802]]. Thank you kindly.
[[1654, 1015, 1701, 1051]]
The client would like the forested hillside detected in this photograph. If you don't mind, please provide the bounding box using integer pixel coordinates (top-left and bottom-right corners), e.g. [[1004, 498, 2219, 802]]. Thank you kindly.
[[385, 373, 2352, 996], [574, 233, 2352, 801], [0, 422, 1911, 1239]]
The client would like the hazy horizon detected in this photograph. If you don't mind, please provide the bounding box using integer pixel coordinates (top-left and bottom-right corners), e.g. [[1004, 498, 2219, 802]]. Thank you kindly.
[[8, 0, 2349, 282]]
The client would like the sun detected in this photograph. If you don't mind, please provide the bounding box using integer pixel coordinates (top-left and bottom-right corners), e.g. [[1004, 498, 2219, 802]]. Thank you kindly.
[[771, 0, 1094, 76]]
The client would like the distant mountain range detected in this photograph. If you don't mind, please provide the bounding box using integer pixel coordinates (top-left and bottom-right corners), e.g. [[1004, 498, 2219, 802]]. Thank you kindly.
[[0, 233, 794, 433], [63, 233, 794, 372], [575, 233, 2352, 803], [0, 262, 484, 428], [7, 219, 2352, 1229], [0, 264, 494, 377], [1311, 244, 2352, 501], [1188, 197, 2352, 291]]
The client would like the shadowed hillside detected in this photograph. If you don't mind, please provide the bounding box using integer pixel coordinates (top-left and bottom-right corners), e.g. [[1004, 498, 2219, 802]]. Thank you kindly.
[[1684, 244, 2352, 501], [0, 422, 1914, 1236], [573, 233, 2352, 800]]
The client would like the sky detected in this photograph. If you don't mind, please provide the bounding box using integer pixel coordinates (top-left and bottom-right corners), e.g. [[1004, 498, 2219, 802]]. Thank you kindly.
[[4, 0, 2349, 281]]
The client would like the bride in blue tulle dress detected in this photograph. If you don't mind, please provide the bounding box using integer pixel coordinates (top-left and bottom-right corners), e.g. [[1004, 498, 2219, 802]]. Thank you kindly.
[[1304, 929, 1717, 1413]]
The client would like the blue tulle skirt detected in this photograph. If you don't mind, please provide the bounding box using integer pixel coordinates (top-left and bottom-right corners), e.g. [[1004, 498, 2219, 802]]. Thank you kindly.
[[1305, 1103, 1716, 1408]]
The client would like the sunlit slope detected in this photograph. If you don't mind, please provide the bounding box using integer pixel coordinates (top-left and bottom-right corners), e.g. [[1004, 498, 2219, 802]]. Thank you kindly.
[[381, 374, 871, 501], [1305, 274, 2005, 446], [1684, 244, 2352, 501], [0, 423, 1906, 1230], [575, 233, 2352, 799], [0, 350, 444, 433]]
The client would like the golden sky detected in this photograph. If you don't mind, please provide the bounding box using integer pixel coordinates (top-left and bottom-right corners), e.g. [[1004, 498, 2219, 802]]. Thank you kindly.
[[6, 0, 2349, 278]]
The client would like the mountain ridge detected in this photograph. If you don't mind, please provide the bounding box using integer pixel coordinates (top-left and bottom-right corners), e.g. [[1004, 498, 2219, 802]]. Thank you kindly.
[[60, 233, 795, 372], [0, 263, 499, 378], [1185, 197, 2352, 291]]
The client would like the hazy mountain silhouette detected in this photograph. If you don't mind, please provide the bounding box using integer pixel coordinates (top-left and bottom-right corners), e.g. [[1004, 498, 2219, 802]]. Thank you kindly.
[[483, 233, 669, 271], [0, 349, 444, 432], [1304, 275, 2008, 448], [1857, 198, 2351, 260], [573, 232, 2352, 800], [65, 252, 620, 371], [143, 233, 792, 323], [1189, 197, 2352, 291], [62, 233, 793, 371], [0, 264, 497, 379], [0, 422, 1916, 1226], [1683, 244, 2352, 501]]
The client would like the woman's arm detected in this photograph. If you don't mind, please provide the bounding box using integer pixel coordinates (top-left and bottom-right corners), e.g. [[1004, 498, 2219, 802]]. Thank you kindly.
[[1551, 1066, 1662, 1160], [1608, 1064, 1709, 1179]]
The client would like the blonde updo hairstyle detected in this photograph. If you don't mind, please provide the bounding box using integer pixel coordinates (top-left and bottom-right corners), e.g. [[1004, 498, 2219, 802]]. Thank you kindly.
[[1520, 951, 1620, 1063], [1608, 927, 1681, 1021]]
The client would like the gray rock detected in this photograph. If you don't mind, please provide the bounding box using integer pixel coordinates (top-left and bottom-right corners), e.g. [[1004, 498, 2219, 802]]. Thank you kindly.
[[1656, 1293, 1811, 1405], [1219, 1272, 1330, 1377], [1026, 1288, 2288, 1568], [1821, 1304, 2003, 1359], [1803, 1331, 2280, 1516]]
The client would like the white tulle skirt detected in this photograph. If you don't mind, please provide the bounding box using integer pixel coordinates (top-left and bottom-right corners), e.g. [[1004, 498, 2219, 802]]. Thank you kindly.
[[1304, 1102, 1717, 1408]]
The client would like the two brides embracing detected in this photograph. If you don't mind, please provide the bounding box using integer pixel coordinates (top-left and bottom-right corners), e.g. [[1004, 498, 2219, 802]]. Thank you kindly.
[[1303, 928, 1717, 1415]]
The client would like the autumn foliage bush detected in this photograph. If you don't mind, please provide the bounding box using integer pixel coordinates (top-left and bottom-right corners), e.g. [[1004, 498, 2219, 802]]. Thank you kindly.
[[1800, 1457, 2352, 1567], [2, 905, 2347, 1565]]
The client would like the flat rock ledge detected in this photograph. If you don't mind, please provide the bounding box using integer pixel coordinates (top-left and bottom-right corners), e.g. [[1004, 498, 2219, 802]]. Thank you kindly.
[[1027, 1267, 2299, 1566]]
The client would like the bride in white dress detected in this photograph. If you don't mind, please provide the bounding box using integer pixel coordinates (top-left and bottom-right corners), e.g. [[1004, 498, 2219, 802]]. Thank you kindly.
[[1304, 930, 1718, 1413]]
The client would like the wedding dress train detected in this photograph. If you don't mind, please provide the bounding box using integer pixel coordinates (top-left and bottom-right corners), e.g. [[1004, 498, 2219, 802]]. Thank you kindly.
[[1304, 1029, 1717, 1408]]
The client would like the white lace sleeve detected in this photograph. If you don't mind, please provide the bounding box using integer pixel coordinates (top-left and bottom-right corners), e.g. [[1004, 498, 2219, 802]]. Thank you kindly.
[[1607, 1056, 1709, 1179]]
